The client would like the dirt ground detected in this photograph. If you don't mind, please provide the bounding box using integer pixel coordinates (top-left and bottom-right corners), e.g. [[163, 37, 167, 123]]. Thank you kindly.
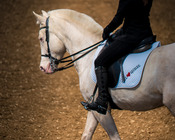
[[0, 0, 175, 139]]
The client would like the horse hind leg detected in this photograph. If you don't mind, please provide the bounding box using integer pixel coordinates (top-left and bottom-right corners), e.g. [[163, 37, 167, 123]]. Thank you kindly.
[[163, 81, 175, 116]]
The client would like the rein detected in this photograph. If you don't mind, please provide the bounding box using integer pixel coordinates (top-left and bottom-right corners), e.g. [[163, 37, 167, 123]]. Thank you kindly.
[[40, 17, 104, 72]]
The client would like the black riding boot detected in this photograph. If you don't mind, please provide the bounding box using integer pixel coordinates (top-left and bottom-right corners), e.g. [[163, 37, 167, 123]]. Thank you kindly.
[[81, 66, 109, 115]]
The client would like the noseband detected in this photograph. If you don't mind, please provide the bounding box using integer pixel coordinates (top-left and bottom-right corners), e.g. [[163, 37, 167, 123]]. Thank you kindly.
[[39, 17, 104, 72]]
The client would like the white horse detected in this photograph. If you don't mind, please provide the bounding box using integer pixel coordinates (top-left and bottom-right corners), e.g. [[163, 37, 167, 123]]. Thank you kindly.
[[33, 9, 175, 140]]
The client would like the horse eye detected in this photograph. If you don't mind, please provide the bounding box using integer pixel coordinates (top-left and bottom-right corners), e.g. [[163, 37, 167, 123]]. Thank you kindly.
[[40, 38, 43, 41]]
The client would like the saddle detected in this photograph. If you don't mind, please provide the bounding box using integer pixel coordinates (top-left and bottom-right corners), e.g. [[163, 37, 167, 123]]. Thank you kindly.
[[106, 35, 156, 88]]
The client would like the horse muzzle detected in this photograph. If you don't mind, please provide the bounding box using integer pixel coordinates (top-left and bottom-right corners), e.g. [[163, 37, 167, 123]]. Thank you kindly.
[[40, 62, 58, 74]]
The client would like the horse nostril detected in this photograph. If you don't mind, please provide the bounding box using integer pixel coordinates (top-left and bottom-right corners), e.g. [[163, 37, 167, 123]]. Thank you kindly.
[[40, 66, 45, 72]]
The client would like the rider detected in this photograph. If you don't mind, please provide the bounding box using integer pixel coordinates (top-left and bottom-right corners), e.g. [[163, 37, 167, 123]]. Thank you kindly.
[[82, 0, 154, 114]]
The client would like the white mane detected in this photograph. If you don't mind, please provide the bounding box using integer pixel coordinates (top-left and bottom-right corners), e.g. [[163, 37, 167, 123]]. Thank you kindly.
[[48, 9, 103, 36]]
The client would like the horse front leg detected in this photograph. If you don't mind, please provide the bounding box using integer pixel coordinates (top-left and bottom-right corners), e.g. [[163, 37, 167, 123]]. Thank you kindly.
[[93, 110, 121, 140], [81, 111, 98, 140]]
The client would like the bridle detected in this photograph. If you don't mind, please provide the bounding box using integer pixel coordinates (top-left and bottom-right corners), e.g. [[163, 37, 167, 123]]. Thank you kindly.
[[39, 16, 104, 72], [40, 17, 59, 71]]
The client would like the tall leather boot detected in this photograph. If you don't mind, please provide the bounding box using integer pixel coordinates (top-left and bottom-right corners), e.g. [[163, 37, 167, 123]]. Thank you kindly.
[[81, 66, 110, 115]]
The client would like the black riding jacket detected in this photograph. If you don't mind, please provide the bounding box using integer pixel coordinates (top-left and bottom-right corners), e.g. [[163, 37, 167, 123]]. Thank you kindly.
[[105, 0, 153, 38]]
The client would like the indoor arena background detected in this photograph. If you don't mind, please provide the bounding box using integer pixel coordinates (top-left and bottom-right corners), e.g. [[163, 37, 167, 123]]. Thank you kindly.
[[0, 0, 175, 139]]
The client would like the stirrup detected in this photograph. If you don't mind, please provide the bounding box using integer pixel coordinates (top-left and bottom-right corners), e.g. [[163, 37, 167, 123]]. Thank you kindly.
[[81, 101, 107, 115], [81, 101, 90, 110], [81, 84, 98, 109]]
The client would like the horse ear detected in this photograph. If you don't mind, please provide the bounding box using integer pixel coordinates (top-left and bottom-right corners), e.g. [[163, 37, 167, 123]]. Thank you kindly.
[[33, 11, 46, 25], [41, 10, 48, 18]]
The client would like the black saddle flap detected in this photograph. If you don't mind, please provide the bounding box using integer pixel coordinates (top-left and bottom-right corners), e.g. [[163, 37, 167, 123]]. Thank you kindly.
[[107, 61, 121, 88]]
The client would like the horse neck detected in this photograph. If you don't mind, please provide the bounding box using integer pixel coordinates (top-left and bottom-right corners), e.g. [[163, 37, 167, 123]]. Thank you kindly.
[[67, 34, 101, 75], [51, 16, 103, 75]]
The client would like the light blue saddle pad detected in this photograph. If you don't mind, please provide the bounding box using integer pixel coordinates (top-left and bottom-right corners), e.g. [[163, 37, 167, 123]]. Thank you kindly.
[[91, 41, 161, 89]]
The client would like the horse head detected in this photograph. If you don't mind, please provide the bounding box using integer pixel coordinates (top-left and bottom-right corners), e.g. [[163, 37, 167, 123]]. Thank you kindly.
[[33, 11, 66, 74], [33, 9, 103, 74]]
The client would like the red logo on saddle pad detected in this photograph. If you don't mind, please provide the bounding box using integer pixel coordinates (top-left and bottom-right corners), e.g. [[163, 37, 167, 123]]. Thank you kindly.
[[125, 64, 141, 79], [127, 72, 131, 77]]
